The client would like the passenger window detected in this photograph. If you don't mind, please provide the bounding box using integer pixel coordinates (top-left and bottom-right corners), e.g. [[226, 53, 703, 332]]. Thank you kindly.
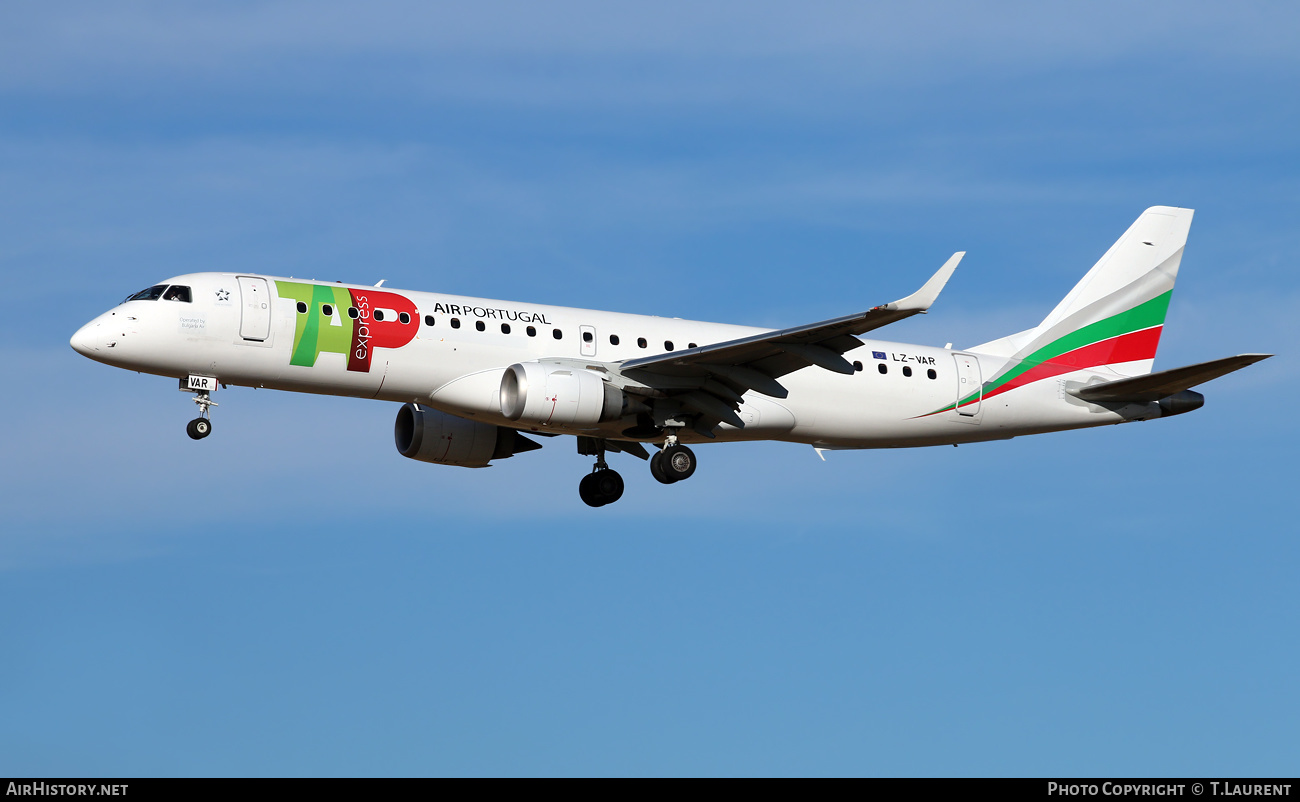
[[878, 364, 887, 375], [927, 368, 937, 380], [688, 342, 697, 349], [610, 334, 620, 345], [424, 315, 435, 326], [348, 307, 359, 319], [475, 320, 485, 332], [582, 331, 593, 343], [553, 329, 563, 340], [853, 361, 863, 372], [451, 318, 461, 329], [163, 285, 191, 302], [526, 326, 537, 337], [296, 302, 308, 314], [501, 323, 511, 334], [664, 341, 674, 351], [637, 337, 647, 349], [903, 366, 912, 377], [374, 310, 385, 322], [322, 304, 333, 316], [399, 312, 411, 324]]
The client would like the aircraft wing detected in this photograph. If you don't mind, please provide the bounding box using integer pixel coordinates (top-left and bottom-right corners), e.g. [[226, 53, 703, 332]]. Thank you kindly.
[[1070, 353, 1272, 403], [615, 253, 963, 433]]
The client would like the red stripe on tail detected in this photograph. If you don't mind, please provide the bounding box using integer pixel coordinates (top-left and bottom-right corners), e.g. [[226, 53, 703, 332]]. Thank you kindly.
[[970, 326, 1164, 407]]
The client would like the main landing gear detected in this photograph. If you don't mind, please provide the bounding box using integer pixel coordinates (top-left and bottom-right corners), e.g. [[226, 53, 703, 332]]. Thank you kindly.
[[578, 439, 624, 508], [576, 431, 700, 506], [650, 443, 696, 484], [186, 388, 217, 441], [649, 428, 696, 485], [579, 467, 625, 508]]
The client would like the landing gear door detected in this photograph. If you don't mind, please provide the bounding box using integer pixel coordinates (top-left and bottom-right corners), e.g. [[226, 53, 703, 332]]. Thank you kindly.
[[237, 276, 272, 341], [953, 353, 982, 419], [579, 325, 597, 357]]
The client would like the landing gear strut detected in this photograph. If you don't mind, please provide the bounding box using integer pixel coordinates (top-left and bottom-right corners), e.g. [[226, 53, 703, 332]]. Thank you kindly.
[[577, 439, 624, 507], [187, 388, 217, 440]]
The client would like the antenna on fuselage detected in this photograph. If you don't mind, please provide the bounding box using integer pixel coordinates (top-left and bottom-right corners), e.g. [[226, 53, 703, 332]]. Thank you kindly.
[[374, 279, 386, 287]]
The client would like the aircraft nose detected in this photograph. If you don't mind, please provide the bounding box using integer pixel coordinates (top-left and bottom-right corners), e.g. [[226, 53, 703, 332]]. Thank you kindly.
[[70, 321, 99, 356]]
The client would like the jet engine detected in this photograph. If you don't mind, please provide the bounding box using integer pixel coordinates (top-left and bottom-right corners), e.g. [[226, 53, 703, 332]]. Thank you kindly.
[[394, 402, 540, 468], [499, 361, 627, 427]]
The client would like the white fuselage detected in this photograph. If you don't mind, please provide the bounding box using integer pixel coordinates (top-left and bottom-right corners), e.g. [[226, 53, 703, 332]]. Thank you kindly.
[[71, 272, 1155, 450]]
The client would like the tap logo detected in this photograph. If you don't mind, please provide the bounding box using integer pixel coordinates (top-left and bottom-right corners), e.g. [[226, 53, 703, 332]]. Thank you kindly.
[[276, 281, 419, 373]]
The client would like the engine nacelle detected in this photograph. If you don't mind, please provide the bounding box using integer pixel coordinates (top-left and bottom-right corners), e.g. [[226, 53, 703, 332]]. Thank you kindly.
[[499, 361, 625, 427], [394, 403, 540, 468]]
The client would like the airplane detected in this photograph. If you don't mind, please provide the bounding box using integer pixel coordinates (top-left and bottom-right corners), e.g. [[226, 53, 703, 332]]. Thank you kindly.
[[70, 206, 1270, 507]]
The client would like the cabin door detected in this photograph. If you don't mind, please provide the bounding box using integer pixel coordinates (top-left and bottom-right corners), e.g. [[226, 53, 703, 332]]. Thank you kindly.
[[237, 276, 272, 341], [953, 353, 982, 418]]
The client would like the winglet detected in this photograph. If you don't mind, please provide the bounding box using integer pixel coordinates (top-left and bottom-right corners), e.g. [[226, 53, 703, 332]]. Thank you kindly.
[[887, 252, 964, 313]]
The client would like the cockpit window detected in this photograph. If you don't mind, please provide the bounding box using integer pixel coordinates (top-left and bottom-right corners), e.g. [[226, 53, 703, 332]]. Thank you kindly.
[[163, 285, 191, 302], [125, 285, 168, 303]]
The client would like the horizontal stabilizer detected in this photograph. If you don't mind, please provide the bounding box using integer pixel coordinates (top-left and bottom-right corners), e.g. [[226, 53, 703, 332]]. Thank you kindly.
[[1070, 354, 1271, 403]]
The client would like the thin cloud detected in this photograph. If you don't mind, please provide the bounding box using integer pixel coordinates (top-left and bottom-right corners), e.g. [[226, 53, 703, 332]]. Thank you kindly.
[[3, 2, 1298, 102]]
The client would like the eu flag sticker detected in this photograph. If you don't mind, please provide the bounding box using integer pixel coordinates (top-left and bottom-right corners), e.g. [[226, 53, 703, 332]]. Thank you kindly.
[[872, 351, 886, 360]]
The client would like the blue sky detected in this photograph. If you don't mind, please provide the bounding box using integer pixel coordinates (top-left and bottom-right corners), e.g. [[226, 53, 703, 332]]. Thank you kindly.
[[2, 2, 1297, 776]]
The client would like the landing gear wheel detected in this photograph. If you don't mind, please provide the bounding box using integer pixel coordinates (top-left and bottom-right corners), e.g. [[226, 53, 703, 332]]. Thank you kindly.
[[660, 444, 696, 482], [650, 452, 676, 484], [594, 469, 624, 504], [187, 387, 218, 440], [579, 469, 625, 507], [579, 473, 604, 507]]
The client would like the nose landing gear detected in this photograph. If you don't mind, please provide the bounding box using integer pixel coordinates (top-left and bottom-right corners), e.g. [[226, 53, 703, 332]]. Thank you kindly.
[[187, 388, 217, 440], [186, 417, 212, 440]]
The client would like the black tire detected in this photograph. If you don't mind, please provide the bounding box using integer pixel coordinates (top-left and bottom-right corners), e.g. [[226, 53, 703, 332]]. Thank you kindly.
[[187, 418, 211, 440], [579, 472, 606, 507], [650, 452, 676, 484], [660, 444, 696, 482], [594, 469, 624, 504]]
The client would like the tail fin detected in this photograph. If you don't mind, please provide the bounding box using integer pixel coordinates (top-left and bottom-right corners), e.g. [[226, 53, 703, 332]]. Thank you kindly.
[[973, 206, 1193, 382]]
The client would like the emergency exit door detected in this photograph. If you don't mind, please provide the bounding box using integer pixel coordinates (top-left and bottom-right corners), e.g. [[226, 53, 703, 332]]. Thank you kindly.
[[579, 325, 597, 357]]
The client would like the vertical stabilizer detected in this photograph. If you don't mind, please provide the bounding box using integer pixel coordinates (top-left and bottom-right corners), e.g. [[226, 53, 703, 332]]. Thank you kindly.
[[967, 207, 1193, 404], [1037, 206, 1191, 353]]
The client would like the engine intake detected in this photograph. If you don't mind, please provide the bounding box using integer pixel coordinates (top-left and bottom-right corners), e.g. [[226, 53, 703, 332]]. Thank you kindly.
[[499, 362, 626, 427], [394, 403, 540, 468]]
